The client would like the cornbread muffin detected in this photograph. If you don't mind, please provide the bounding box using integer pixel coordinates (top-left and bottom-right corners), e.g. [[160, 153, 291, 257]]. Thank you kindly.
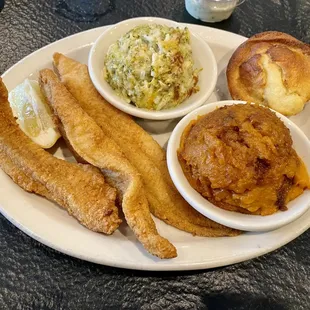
[[178, 104, 310, 215], [226, 31, 310, 116]]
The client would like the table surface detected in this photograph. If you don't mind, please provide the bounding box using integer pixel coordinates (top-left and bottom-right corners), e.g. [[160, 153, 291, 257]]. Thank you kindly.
[[0, 0, 310, 309]]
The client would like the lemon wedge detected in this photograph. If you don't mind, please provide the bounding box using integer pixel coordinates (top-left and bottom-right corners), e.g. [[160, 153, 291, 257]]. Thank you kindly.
[[8, 79, 60, 148]]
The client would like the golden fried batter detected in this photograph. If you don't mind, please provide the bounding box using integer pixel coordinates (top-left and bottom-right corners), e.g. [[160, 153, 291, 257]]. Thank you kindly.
[[0, 78, 121, 234], [53, 53, 240, 237], [39, 69, 177, 259]]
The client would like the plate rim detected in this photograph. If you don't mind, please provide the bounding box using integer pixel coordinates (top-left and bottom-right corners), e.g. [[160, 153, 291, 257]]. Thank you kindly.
[[2, 201, 309, 271]]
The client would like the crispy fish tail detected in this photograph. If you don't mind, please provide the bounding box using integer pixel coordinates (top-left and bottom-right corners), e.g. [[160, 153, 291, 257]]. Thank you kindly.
[[39, 69, 177, 259]]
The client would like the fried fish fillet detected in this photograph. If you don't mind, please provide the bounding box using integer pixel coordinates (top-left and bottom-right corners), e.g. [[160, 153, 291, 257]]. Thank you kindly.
[[53, 53, 240, 237], [39, 69, 177, 259], [0, 78, 121, 234], [0, 149, 56, 201]]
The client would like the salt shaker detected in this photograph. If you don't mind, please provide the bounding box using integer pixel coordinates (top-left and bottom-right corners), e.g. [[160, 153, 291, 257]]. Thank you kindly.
[[185, 0, 245, 23]]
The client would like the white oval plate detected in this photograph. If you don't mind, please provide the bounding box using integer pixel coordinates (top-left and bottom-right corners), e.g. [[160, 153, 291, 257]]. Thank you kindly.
[[1, 24, 310, 271]]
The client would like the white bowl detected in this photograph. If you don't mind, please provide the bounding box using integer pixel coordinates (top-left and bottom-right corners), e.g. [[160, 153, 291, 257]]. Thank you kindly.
[[88, 17, 218, 120], [167, 100, 310, 232]]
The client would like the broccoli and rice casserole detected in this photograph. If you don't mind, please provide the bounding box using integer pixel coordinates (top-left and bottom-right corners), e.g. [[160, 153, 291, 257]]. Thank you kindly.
[[104, 24, 200, 111]]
